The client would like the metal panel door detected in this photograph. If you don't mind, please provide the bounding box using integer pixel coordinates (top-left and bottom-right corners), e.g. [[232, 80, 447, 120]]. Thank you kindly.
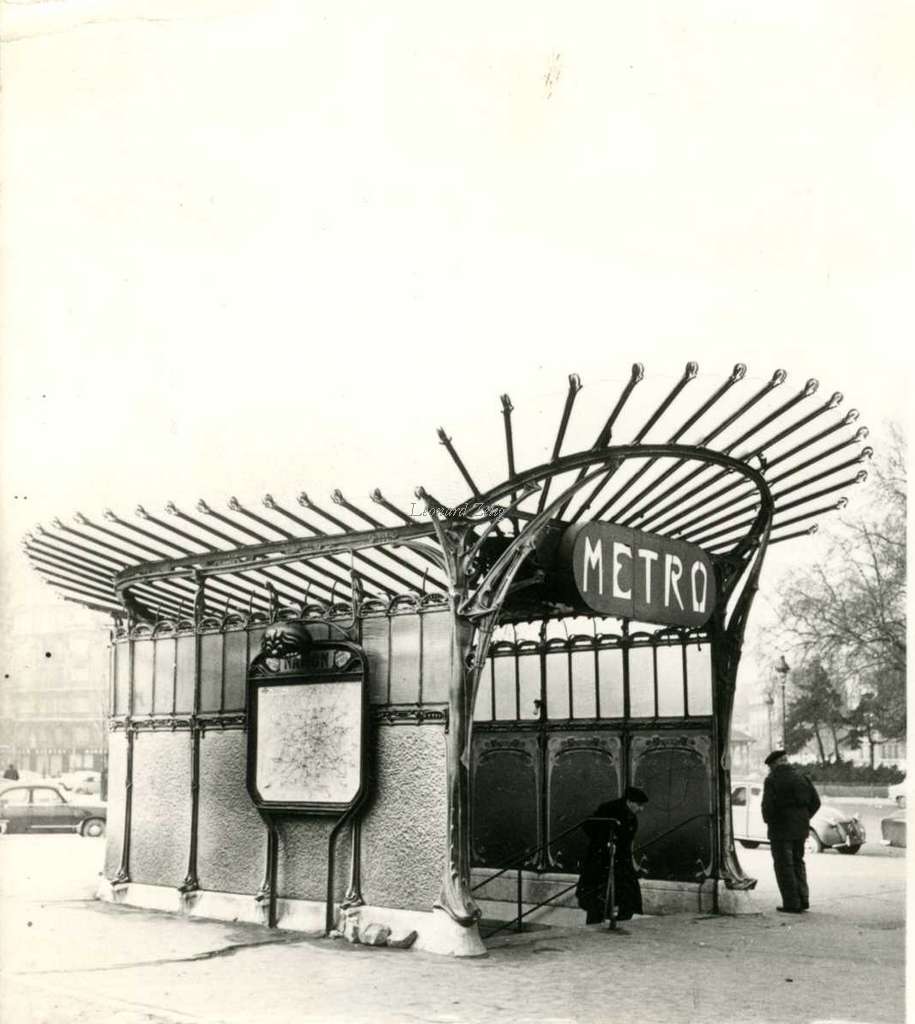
[[471, 731, 541, 869], [545, 731, 622, 872], [630, 733, 714, 881]]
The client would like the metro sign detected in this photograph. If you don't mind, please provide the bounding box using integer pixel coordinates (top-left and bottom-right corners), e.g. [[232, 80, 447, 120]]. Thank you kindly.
[[560, 522, 716, 628]]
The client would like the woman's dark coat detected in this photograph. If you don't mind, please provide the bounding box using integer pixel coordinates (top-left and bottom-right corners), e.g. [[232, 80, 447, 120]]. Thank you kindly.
[[576, 796, 643, 921]]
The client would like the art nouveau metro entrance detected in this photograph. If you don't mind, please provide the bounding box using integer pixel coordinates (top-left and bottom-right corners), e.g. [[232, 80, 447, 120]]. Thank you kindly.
[[22, 362, 872, 954]]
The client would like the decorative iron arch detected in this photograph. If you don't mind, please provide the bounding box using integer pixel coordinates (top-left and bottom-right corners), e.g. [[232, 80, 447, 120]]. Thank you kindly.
[[417, 442, 776, 923]]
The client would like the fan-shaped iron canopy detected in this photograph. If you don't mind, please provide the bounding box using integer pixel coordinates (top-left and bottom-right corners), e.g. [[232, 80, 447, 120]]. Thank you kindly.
[[23, 363, 870, 624]]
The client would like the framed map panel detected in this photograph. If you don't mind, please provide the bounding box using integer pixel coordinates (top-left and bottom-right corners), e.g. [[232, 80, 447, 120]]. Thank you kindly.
[[246, 641, 367, 814]]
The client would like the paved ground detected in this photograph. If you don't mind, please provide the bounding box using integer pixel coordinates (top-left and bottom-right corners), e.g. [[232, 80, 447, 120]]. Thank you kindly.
[[0, 828, 906, 1024]]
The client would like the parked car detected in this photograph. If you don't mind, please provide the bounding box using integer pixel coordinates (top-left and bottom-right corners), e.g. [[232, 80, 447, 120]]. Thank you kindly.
[[57, 770, 102, 796], [880, 807, 906, 848], [887, 779, 906, 807], [731, 779, 865, 854], [0, 782, 106, 837]]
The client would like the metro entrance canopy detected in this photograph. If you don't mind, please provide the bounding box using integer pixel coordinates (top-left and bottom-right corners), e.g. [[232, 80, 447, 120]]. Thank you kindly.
[[23, 363, 871, 954]]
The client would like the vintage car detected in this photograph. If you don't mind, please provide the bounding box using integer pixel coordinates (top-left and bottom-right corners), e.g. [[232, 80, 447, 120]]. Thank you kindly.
[[731, 779, 865, 854], [887, 779, 906, 807], [880, 808, 906, 848], [56, 770, 103, 797], [0, 782, 106, 837]]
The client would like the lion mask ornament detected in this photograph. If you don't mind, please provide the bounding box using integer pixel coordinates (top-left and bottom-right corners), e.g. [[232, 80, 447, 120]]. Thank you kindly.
[[251, 621, 313, 675]]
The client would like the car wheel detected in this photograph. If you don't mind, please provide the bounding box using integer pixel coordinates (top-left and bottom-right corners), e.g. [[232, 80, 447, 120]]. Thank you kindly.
[[837, 843, 862, 855], [804, 830, 823, 854], [81, 818, 105, 838], [738, 840, 760, 849]]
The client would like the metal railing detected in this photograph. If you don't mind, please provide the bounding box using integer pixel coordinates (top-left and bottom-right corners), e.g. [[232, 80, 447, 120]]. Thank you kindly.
[[472, 815, 610, 939], [471, 811, 716, 939]]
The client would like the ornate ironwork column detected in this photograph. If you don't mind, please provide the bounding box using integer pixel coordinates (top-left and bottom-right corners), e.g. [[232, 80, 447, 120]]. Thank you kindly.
[[710, 529, 773, 890], [180, 572, 205, 897], [112, 615, 135, 886], [418, 467, 615, 927]]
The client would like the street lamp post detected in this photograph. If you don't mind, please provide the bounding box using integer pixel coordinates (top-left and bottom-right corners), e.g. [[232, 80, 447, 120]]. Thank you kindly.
[[764, 693, 774, 751], [859, 691, 876, 770], [775, 656, 790, 749]]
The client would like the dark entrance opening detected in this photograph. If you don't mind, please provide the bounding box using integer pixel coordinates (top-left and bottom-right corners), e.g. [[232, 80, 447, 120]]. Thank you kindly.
[[471, 622, 715, 884]]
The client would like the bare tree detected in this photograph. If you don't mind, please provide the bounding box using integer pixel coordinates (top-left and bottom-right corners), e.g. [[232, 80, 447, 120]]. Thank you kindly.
[[768, 424, 906, 743]]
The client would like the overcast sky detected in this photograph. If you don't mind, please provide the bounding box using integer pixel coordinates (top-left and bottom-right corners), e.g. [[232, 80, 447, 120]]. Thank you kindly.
[[1, 1, 911, 677]]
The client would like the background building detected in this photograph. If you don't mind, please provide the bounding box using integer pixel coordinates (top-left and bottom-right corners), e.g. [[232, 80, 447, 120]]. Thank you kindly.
[[0, 601, 111, 777], [728, 728, 757, 777]]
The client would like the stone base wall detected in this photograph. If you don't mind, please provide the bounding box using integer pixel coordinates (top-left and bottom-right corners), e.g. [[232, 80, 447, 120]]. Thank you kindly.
[[130, 731, 192, 886], [104, 731, 128, 879], [96, 881, 485, 957], [360, 724, 448, 911], [197, 730, 265, 895], [101, 720, 449, 913]]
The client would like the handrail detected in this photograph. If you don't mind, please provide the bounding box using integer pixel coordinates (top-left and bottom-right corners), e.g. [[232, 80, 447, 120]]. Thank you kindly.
[[473, 810, 716, 939], [482, 881, 581, 940], [474, 815, 614, 939], [636, 812, 713, 852], [470, 815, 608, 893]]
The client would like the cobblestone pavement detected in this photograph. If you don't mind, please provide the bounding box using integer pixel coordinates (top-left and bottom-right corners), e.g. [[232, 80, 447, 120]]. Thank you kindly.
[[1, 836, 906, 1024]]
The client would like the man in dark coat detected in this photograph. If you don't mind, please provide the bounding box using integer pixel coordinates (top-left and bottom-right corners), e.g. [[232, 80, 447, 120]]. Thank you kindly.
[[577, 786, 649, 925], [761, 749, 821, 913], [2, 764, 19, 781]]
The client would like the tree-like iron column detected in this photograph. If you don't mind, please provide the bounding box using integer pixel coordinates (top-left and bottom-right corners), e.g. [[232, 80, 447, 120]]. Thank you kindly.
[[418, 465, 619, 928], [710, 504, 774, 890]]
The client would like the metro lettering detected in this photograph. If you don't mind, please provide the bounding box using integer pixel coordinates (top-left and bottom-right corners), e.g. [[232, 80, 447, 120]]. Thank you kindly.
[[691, 561, 709, 613], [582, 537, 603, 595], [565, 522, 715, 627], [664, 553, 684, 611], [637, 548, 658, 604], [612, 542, 632, 599]]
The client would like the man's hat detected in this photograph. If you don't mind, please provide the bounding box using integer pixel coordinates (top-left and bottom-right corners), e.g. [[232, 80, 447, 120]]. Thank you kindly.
[[764, 749, 787, 766], [625, 785, 649, 804]]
